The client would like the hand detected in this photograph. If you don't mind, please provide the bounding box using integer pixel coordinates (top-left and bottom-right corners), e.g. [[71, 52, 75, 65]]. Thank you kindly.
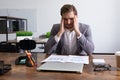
[[73, 16, 81, 36], [57, 17, 65, 37]]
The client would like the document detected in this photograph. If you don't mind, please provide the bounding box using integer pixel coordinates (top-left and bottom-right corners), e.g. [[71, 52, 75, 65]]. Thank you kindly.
[[67, 55, 89, 64], [93, 59, 105, 65], [41, 55, 89, 64]]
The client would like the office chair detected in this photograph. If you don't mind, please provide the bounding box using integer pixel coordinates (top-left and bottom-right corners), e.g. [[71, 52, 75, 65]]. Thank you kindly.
[[15, 38, 36, 67]]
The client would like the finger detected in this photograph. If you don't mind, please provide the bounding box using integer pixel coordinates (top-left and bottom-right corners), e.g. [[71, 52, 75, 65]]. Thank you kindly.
[[74, 15, 78, 22], [61, 19, 64, 28]]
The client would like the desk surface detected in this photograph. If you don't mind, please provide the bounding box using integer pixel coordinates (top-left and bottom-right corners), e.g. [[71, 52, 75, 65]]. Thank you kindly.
[[0, 53, 120, 80]]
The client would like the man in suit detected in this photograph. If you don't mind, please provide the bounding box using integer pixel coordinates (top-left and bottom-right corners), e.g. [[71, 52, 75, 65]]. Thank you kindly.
[[45, 4, 94, 55]]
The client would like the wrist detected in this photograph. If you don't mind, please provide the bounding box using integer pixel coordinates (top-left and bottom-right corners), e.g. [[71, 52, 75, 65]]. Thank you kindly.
[[57, 30, 63, 37], [76, 31, 81, 37]]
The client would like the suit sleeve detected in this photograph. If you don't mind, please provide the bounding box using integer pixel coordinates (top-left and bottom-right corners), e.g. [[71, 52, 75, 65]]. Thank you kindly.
[[77, 25, 94, 55], [45, 24, 59, 54]]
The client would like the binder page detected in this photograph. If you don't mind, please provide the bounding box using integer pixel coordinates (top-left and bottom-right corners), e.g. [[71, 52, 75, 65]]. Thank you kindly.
[[41, 55, 89, 64], [41, 55, 68, 63], [67, 55, 89, 64]]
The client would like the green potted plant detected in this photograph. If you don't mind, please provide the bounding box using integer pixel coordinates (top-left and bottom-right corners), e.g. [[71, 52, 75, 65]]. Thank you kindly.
[[45, 31, 51, 38], [16, 31, 33, 42]]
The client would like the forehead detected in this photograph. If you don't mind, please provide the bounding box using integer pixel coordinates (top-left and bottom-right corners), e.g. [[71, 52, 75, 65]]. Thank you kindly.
[[62, 11, 75, 18]]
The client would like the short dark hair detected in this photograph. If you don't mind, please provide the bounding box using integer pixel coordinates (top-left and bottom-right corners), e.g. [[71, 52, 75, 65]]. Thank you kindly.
[[60, 4, 77, 16]]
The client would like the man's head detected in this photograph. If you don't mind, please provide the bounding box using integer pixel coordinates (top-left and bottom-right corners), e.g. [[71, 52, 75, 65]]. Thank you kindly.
[[60, 4, 78, 29], [60, 4, 77, 16]]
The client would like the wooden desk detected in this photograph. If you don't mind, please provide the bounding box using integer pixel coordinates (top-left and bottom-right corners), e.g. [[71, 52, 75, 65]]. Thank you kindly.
[[0, 53, 120, 80]]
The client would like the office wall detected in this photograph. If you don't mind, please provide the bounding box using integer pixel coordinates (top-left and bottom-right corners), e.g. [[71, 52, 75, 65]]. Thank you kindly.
[[0, 0, 120, 53]]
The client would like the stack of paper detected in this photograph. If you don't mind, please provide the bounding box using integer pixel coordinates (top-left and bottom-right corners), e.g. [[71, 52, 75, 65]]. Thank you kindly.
[[41, 55, 89, 64], [93, 59, 105, 65]]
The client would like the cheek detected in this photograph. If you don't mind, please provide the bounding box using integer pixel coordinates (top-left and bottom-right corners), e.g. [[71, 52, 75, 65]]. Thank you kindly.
[[64, 20, 68, 24], [71, 21, 74, 24]]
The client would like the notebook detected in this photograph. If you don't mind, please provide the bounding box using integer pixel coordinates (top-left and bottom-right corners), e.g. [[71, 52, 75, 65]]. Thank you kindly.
[[37, 62, 84, 73]]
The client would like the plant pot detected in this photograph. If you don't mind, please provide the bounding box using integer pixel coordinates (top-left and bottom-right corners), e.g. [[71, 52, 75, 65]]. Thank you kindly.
[[17, 36, 32, 42]]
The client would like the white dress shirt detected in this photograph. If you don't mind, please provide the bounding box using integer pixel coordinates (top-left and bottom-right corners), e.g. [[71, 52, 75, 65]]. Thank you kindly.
[[55, 30, 82, 54]]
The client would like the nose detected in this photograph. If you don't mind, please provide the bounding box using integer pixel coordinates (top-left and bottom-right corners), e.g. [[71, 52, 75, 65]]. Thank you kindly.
[[67, 19, 71, 24]]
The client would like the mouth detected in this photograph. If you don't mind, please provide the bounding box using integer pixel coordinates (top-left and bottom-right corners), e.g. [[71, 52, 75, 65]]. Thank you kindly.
[[64, 24, 73, 29]]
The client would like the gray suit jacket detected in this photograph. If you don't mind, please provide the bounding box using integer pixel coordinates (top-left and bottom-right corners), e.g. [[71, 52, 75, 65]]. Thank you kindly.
[[45, 23, 94, 55]]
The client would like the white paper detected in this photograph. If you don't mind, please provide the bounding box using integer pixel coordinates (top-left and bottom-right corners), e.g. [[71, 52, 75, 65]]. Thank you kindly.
[[93, 59, 105, 65], [41, 55, 89, 64], [41, 55, 68, 63], [67, 55, 89, 64]]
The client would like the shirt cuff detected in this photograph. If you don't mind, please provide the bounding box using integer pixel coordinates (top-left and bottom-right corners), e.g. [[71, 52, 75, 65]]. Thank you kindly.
[[54, 35, 60, 42], [77, 33, 82, 39]]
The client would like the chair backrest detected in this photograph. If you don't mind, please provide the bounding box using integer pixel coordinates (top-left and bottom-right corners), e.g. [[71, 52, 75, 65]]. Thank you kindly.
[[19, 39, 36, 50]]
